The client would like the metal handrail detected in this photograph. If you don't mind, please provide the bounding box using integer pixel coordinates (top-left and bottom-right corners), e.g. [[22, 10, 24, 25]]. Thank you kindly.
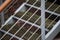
[[0, 0, 11, 12]]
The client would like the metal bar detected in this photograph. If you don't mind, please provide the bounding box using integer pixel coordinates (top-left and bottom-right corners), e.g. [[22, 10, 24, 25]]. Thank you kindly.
[[0, 0, 11, 12], [36, 35, 41, 40], [1, 12, 5, 26], [28, 28, 40, 40], [45, 20, 60, 40], [47, 0, 57, 10], [0, 30, 24, 40], [41, 0, 45, 40], [0, 0, 5, 26], [26, 3, 60, 16]]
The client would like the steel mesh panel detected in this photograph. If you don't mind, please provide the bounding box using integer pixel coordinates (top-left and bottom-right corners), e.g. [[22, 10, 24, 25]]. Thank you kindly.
[[0, 0, 60, 40]]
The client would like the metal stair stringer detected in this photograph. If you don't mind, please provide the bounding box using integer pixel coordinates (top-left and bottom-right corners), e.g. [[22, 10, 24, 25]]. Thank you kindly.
[[45, 20, 60, 40]]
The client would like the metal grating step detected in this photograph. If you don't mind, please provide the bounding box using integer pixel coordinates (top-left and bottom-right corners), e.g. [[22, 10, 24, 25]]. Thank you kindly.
[[0, 0, 60, 40]]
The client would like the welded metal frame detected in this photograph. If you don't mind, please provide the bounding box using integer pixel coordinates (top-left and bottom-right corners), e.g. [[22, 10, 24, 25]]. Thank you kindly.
[[0, 0, 60, 40], [1, 0, 46, 40]]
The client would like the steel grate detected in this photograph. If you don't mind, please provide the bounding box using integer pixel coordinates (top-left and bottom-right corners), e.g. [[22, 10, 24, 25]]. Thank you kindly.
[[0, 0, 60, 40]]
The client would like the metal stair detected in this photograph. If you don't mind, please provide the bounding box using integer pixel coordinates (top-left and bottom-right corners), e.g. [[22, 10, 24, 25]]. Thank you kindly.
[[0, 0, 60, 40]]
